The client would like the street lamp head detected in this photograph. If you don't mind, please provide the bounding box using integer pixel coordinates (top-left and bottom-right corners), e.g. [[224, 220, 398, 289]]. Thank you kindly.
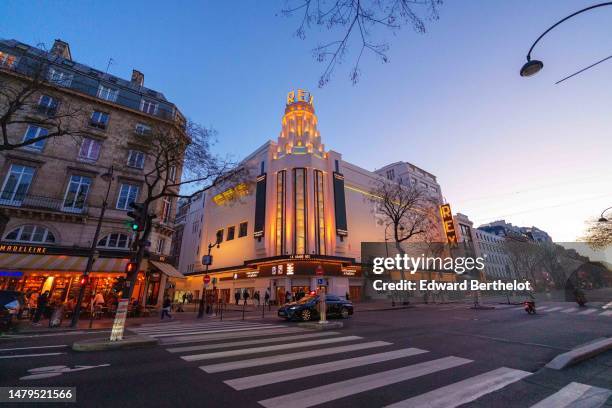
[[598, 217, 608, 223], [520, 59, 544, 77]]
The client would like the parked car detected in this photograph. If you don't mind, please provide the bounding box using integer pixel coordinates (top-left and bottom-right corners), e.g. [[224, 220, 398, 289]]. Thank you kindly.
[[278, 294, 353, 321], [0, 290, 26, 329]]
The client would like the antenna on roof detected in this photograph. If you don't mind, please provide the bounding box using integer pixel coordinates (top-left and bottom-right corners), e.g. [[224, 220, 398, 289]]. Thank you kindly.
[[105, 58, 114, 73]]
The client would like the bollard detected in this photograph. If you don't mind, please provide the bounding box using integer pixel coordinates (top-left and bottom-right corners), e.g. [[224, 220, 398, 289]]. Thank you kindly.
[[262, 300, 265, 319], [242, 301, 245, 321]]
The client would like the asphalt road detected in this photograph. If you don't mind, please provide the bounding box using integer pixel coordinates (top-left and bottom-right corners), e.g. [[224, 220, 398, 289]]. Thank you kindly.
[[1, 301, 611, 408]]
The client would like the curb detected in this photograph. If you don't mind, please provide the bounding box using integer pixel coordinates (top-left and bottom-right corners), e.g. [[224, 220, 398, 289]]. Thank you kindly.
[[72, 335, 158, 352], [545, 337, 612, 370]]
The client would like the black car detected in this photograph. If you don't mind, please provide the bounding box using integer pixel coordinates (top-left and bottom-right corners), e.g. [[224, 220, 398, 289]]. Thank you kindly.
[[278, 294, 353, 321]]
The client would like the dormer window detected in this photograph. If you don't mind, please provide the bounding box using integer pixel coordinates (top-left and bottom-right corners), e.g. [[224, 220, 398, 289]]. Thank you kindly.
[[98, 84, 118, 102], [140, 99, 158, 115], [48, 67, 73, 87], [0, 51, 17, 69]]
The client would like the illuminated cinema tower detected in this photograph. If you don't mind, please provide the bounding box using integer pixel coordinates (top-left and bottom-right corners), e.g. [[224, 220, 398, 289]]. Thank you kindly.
[[176, 90, 447, 303]]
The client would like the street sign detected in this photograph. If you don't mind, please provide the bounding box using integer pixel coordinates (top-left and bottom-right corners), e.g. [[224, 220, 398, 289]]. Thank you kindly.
[[202, 255, 212, 265], [316, 265, 324, 276], [203, 275, 211, 285]]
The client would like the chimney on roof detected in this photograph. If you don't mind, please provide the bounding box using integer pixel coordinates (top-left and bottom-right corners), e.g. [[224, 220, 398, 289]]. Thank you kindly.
[[50, 39, 72, 61], [131, 69, 144, 87]]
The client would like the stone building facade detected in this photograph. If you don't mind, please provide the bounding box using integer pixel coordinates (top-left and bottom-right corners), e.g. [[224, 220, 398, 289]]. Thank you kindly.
[[0, 38, 186, 308]]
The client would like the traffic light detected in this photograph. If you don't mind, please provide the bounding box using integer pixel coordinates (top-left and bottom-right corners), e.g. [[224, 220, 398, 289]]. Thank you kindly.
[[127, 202, 146, 231], [125, 262, 138, 275]]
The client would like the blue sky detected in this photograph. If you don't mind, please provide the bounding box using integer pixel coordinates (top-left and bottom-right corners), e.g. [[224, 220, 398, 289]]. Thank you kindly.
[[2, 1, 611, 241]]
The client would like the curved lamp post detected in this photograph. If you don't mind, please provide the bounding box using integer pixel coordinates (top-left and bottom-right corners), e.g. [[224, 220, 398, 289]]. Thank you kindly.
[[598, 206, 612, 222], [520, 2, 612, 77]]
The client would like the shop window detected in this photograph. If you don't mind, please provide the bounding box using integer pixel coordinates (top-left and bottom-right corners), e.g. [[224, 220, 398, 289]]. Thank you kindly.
[[227, 226, 235, 241], [5, 225, 55, 244], [239, 221, 248, 238], [97, 233, 130, 249]]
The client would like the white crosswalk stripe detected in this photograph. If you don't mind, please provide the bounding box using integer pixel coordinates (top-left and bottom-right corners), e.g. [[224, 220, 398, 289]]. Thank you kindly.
[[134, 324, 286, 338], [600, 310, 612, 317], [578, 309, 597, 315], [200, 341, 392, 373], [561, 308, 578, 313], [161, 327, 308, 345], [182, 335, 363, 362], [225, 347, 428, 390], [168, 331, 339, 353], [257, 356, 473, 408], [545, 307, 564, 312], [384, 367, 531, 408], [530, 382, 612, 408]]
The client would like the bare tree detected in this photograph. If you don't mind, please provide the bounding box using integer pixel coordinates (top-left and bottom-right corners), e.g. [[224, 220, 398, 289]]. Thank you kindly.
[[582, 219, 612, 250], [503, 239, 543, 287], [370, 178, 439, 299], [282, 0, 443, 86], [0, 62, 87, 152], [123, 120, 253, 297]]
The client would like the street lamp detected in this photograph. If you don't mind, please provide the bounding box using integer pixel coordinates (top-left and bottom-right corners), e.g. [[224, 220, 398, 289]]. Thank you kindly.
[[598, 206, 612, 222], [520, 2, 612, 77], [70, 166, 114, 327]]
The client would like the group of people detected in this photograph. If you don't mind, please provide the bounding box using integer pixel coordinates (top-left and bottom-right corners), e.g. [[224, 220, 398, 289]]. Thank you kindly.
[[28, 290, 115, 326]]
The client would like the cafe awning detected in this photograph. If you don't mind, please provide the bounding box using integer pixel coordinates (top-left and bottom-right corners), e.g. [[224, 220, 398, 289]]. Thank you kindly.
[[0, 252, 128, 273], [150, 261, 185, 279]]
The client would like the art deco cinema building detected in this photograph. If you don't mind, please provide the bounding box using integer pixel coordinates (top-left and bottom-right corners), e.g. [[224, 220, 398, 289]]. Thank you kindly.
[[178, 90, 444, 303]]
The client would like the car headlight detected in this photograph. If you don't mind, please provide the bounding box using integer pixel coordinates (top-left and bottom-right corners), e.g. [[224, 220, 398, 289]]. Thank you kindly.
[[289, 306, 297, 310]]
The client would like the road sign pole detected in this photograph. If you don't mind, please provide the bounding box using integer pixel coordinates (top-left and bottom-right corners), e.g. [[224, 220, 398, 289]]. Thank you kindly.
[[319, 284, 328, 324]]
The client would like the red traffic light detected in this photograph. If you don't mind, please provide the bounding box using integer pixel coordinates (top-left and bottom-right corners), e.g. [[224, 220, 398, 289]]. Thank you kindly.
[[80, 276, 88, 285], [126, 262, 138, 274]]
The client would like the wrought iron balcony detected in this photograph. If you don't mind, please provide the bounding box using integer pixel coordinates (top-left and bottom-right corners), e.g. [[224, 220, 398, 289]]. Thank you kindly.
[[0, 194, 88, 215]]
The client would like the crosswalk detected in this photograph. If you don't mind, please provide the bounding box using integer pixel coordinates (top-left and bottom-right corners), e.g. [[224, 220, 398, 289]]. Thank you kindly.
[[430, 302, 612, 318], [130, 320, 612, 407]]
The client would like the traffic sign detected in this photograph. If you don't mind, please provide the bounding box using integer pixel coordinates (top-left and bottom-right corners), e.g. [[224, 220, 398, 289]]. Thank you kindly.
[[203, 275, 211, 285], [202, 255, 212, 265]]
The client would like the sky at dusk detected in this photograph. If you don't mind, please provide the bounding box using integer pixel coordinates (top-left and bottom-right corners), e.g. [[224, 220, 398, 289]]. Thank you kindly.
[[2, 1, 611, 242]]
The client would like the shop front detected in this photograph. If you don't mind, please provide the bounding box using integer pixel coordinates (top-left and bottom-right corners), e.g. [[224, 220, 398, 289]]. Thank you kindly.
[[187, 255, 363, 305]]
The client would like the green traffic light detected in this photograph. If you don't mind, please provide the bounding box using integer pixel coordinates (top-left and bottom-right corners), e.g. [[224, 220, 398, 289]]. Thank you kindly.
[[131, 223, 139, 231]]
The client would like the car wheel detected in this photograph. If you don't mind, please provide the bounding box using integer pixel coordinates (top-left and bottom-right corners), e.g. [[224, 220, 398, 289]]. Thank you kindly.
[[301, 309, 312, 321], [340, 308, 349, 319]]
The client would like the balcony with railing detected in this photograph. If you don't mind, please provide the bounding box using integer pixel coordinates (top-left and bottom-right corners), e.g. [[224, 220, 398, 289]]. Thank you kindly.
[[0, 193, 88, 215]]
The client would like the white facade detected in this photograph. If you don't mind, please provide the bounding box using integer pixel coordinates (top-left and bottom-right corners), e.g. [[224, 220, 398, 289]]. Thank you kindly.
[[177, 90, 445, 302], [474, 228, 515, 280]]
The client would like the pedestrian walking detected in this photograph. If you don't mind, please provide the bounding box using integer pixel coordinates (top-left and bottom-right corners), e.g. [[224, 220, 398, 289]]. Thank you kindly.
[[254, 291, 260, 308], [285, 290, 292, 303], [32, 290, 49, 325], [243, 289, 250, 306], [264, 289, 270, 307], [161, 297, 172, 319], [234, 291, 240, 306], [182, 293, 187, 304]]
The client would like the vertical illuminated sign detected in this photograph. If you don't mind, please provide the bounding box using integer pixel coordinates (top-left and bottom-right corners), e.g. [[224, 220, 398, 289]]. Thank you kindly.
[[439, 204, 458, 247]]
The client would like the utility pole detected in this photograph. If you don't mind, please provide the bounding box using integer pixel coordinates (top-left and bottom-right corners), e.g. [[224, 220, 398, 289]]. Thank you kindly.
[[199, 241, 219, 318]]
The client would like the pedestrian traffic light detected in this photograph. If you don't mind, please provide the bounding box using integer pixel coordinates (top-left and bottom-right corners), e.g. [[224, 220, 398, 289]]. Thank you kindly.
[[127, 202, 146, 231]]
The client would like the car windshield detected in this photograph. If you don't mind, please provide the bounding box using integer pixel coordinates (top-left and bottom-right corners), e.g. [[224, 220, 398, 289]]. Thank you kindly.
[[296, 295, 317, 304]]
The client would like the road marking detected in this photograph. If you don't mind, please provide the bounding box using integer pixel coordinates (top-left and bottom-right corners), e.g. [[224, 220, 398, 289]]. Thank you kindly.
[[561, 308, 578, 313], [0, 352, 65, 359], [161, 327, 306, 345], [603, 301, 612, 309], [0, 344, 68, 352], [144, 325, 286, 338], [0, 330, 110, 339], [168, 331, 337, 353], [537, 307, 551, 312], [599, 310, 612, 317], [530, 381, 612, 408], [258, 356, 473, 408], [132, 322, 277, 335], [545, 307, 564, 312], [19, 364, 110, 380], [384, 366, 531, 408], [578, 309, 597, 315], [183, 335, 362, 362], [226, 347, 428, 391], [201, 341, 391, 373]]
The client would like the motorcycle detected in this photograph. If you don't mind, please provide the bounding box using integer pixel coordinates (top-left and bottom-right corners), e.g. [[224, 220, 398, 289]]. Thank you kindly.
[[523, 300, 536, 315]]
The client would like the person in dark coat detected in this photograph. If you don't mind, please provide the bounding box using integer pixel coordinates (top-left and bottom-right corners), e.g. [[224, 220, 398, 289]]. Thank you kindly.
[[264, 290, 270, 307], [33, 291, 49, 324], [161, 297, 172, 319], [242, 290, 250, 306], [234, 291, 240, 306]]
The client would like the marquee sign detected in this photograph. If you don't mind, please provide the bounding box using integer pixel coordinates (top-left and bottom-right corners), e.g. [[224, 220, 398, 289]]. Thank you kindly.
[[0, 244, 48, 254], [287, 89, 313, 105], [439, 204, 458, 247]]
